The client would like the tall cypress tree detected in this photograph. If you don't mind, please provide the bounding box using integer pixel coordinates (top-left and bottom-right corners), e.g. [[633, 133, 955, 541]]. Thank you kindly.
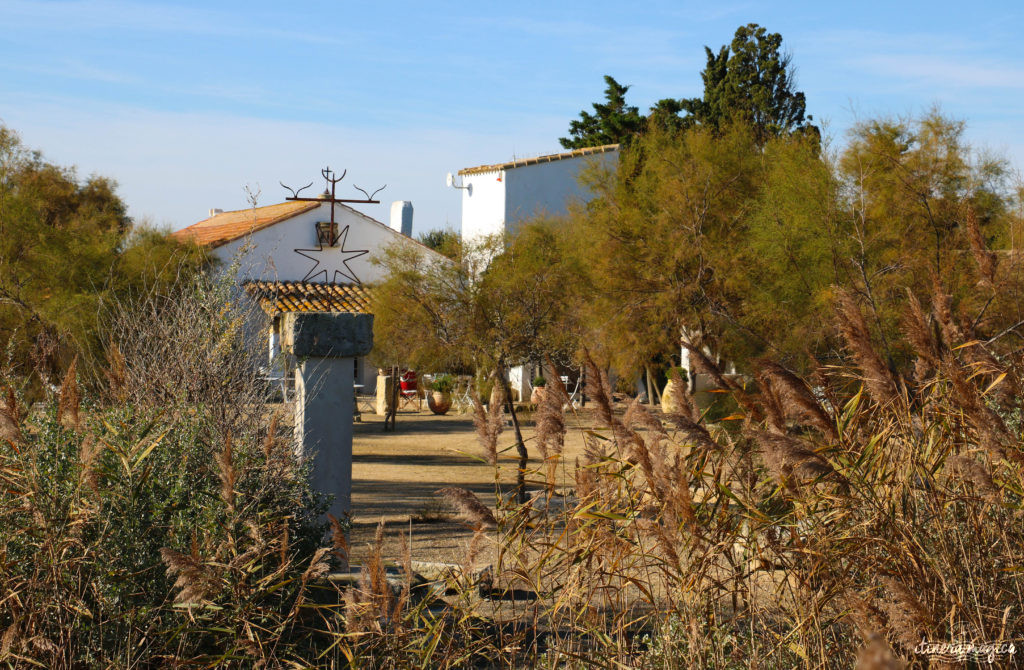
[[559, 75, 645, 149], [680, 23, 816, 141], [561, 25, 815, 147]]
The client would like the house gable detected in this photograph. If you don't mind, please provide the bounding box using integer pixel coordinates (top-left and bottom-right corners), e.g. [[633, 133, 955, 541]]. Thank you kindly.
[[178, 201, 442, 285]]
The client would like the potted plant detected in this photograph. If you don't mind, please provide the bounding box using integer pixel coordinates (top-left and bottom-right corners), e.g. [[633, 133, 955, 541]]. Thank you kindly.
[[530, 375, 547, 404], [428, 373, 454, 415]]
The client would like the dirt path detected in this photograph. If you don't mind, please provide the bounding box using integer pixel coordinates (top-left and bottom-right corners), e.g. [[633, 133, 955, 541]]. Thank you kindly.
[[348, 407, 596, 565]]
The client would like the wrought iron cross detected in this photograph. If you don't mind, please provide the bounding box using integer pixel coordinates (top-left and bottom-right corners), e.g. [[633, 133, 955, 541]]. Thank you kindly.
[[280, 166, 386, 245]]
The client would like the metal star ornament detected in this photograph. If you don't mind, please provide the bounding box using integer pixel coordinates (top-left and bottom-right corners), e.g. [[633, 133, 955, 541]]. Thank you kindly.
[[294, 224, 369, 284]]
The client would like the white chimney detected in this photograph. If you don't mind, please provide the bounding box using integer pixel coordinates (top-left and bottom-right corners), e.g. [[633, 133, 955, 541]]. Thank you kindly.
[[208, 208, 224, 217], [389, 201, 413, 237]]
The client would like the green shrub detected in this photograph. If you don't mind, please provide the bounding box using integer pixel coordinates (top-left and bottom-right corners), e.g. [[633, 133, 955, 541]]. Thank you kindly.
[[430, 372, 455, 394]]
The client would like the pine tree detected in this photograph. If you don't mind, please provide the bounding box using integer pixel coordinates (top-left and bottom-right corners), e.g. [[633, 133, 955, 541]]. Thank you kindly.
[[559, 76, 645, 149]]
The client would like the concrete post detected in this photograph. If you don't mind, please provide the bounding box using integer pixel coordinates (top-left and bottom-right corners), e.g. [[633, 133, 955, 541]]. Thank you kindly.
[[375, 371, 393, 416], [281, 313, 373, 525]]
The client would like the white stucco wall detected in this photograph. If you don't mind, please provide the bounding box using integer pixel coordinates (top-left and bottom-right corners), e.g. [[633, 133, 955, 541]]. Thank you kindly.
[[503, 152, 616, 234], [459, 148, 617, 241], [212, 201, 426, 285], [459, 169, 506, 242]]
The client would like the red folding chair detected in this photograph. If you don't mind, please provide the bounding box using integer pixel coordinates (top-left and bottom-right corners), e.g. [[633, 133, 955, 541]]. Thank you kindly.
[[399, 370, 421, 410]]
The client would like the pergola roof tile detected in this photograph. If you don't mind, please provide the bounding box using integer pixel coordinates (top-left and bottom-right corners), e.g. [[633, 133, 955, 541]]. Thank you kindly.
[[244, 280, 372, 315]]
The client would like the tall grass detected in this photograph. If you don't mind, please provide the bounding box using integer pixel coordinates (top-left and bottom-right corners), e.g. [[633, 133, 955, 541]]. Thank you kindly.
[[5, 268, 1024, 667], [0, 270, 332, 668], [410, 286, 1024, 668]]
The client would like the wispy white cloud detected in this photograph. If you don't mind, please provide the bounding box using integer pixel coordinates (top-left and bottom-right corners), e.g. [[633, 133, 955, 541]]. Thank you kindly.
[[0, 59, 280, 108], [854, 55, 1024, 91], [0, 94, 563, 232], [799, 28, 1024, 92], [0, 60, 140, 85], [458, 15, 697, 70], [3, 0, 348, 45], [802, 29, 984, 56]]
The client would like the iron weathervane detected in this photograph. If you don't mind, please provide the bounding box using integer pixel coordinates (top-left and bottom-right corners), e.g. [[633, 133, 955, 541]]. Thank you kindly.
[[295, 224, 368, 284], [282, 166, 384, 285]]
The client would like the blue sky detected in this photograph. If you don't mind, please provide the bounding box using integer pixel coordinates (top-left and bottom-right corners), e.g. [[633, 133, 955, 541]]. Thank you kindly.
[[2, 0, 1022, 234]]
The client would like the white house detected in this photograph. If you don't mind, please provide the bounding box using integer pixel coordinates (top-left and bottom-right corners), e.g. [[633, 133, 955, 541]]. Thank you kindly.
[[454, 144, 618, 400], [456, 144, 619, 242], [173, 197, 442, 391]]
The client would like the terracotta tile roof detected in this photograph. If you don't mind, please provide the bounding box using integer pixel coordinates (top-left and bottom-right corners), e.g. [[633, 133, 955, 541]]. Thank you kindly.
[[457, 143, 619, 176], [244, 280, 372, 314], [172, 201, 322, 248]]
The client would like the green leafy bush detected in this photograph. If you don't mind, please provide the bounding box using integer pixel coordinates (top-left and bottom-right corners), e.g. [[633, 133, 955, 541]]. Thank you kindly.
[[430, 373, 455, 394]]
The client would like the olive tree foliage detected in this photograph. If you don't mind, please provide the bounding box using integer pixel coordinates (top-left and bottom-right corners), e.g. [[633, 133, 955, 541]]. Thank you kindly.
[[572, 110, 1020, 377], [370, 223, 584, 373], [0, 126, 206, 388]]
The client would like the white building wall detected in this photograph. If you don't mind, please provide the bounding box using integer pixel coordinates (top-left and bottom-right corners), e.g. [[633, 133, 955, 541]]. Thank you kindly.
[[502, 152, 616, 234], [459, 169, 506, 242], [459, 149, 617, 241]]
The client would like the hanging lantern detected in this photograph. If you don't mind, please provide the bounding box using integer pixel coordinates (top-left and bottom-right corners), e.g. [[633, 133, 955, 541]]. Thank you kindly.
[[315, 221, 338, 246]]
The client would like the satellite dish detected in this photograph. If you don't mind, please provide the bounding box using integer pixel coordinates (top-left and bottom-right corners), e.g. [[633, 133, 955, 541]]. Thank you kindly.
[[445, 172, 454, 188]]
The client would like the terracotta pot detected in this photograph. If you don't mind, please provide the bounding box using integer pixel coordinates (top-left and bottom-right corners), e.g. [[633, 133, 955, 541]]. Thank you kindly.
[[661, 379, 678, 414], [428, 391, 452, 415], [531, 386, 546, 404]]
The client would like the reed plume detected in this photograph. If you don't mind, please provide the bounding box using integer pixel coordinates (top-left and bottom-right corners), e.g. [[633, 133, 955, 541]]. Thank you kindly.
[[0, 386, 21, 444], [160, 545, 216, 604], [758, 360, 837, 439], [663, 366, 699, 423], [663, 411, 719, 454], [749, 428, 837, 489], [57, 356, 81, 430], [436, 487, 497, 529], [880, 577, 934, 650], [77, 434, 101, 493], [105, 340, 127, 401], [965, 205, 997, 286], [534, 360, 567, 463], [835, 290, 900, 405], [471, 380, 504, 466], [757, 371, 788, 434], [931, 280, 964, 347], [217, 434, 237, 514], [582, 350, 616, 430], [947, 453, 999, 499]]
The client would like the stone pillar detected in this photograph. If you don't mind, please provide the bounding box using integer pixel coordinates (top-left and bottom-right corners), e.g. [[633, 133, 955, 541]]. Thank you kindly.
[[281, 312, 373, 525], [375, 370, 393, 416]]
